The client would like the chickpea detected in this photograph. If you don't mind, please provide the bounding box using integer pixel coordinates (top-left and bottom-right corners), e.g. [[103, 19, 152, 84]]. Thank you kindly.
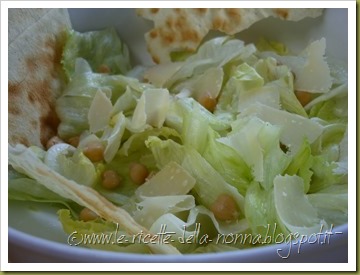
[[97, 64, 111, 74], [198, 93, 217, 113], [68, 136, 80, 147], [46, 136, 64, 150], [79, 207, 98, 221], [210, 194, 239, 221], [295, 90, 313, 107], [83, 142, 104, 162], [129, 162, 149, 185], [102, 170, 121, 189]]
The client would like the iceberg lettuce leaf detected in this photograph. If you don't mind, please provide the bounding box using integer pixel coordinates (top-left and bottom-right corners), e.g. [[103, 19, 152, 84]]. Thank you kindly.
[[9, 168, 80, 216], [218, 116, 291, 189], [56, 61, 142, 139], [164, 37, 256, 88], [58, 209, 150, 253], [241, 103, 323, 154], [307, 185, 348, 226], [256, 37, 288, 55], [44, 143, 98, 187], [203, 128, 252, 196], [62, 28, 131, 79]]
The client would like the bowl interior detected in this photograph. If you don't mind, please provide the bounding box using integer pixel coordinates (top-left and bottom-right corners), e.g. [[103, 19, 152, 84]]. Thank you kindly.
[[9, 8, 349, 263]]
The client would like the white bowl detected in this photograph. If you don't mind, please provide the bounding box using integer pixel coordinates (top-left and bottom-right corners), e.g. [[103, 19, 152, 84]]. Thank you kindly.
[[8, 8, 349, 264]]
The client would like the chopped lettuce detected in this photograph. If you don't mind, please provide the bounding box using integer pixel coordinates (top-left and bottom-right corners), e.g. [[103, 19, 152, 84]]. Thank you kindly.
[[217, 56, 308, 118], [56, 60, 137, 139], [202, 128, 252, 196], [216, 63, 266, 113], [163, 37, 256, 88], [218, 116, 291, 189], [166, 97, 232, 133], [9, 168, 80, 216], [284, 139, 313, 193], [308, 83, 348, 122], [44, 143, 98, 187], [58, 209, 150, 253], [62, 28, 131, 79], [307, 184, 348, 226], [146, 135, 246, 219], [240, 103, 323, 154], [149, 206, 248, 253], [256, 37, 288, 55], [244, 182, 278, 236], [9, 34, 348, 255]]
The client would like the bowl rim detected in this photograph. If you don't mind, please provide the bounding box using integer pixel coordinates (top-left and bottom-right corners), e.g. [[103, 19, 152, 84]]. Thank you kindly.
[[9, 223, 348, 263]]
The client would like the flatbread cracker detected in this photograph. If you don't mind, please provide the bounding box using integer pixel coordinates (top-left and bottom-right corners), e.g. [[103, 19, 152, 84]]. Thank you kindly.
[[9, 8, 70, 148], [137, 8, 323, 63]]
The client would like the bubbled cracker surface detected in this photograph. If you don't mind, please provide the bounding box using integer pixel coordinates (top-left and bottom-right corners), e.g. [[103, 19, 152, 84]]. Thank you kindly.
[[8, 9, 71, 148], [137, 8, 323, 64]]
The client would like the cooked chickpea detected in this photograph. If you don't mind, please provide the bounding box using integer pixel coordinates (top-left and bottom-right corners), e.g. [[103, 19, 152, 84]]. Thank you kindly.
[[102, 170, 121, 189], [295, 90, 313, 107], [129, 162, 149, 185], [79, 207, 99, 221], [198, 93, 217, 113], [210, 194, 239, 221], [46, 136, 64, 150], [97, 64, 111, 74], [83, 142, 104, 162], [68, 136, 80, 147]]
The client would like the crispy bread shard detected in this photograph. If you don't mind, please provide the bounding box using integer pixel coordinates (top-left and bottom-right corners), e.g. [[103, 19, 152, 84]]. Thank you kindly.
[[137, 8, 324, 64], [8, 9, 71, 148]]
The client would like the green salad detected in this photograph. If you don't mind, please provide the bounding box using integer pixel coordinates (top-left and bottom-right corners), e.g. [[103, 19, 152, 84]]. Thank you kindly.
[[9, 28, 348, 254]]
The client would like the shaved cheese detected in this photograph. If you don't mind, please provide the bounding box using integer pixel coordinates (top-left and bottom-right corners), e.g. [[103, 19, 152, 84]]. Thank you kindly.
[[135, 161, 196, 198], [295, 38, 332, 93], [261, 38, 332, 93], [88, 89, 113, 133], [173, 67, 224, 100], [134, 195, 195, 228], [130, 88, 170, 132], [102, 112, 126, 163], [144, 62, 184, 87], [241, 103, 324, 154]]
